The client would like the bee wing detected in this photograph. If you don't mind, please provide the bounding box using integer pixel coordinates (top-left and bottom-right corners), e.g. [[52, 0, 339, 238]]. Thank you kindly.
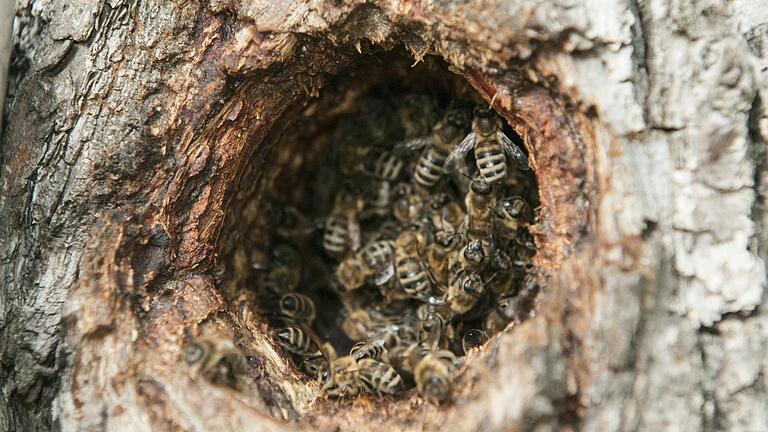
[[374, 263, 395, 286], [393, 136, 431, 156], [443, 132, 475, 175], [348, 217, 362, 251], [498, 131, 529, 170]]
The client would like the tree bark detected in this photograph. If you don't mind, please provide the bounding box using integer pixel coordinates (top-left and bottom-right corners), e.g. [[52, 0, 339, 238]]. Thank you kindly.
[[1, 1, 766, 431]]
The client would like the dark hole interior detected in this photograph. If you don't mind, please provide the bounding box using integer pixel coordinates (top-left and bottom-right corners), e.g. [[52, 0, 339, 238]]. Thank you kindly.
[[225, 49, 540, 401]]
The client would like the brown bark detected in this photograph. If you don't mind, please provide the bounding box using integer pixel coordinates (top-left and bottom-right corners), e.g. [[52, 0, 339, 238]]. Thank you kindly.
[[1, 1, 766, 431]]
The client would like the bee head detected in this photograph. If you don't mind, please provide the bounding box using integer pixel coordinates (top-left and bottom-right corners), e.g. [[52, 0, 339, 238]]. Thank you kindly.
[[473, 105, 497, 134], [430, 193, 450, 210], [470, 179, 492, 195], [394, 183, 411, 199], [497, 296, 520, 321], [445, 108, 469, 129], [491, 252, 511, 272], [435, 230, 458, 248], [463, 240, 485, 263], [184, 341, 206, 364], [280, 294, 298, 312], [462, 273, 483, 294]]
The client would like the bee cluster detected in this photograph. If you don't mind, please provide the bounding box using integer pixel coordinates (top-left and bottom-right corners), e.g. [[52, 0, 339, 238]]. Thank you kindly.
[[257, 89, 539, 403]]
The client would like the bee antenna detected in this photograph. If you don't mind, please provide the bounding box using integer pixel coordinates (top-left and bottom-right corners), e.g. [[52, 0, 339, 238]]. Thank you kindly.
[[458, 170, 475, 182], [484, 272, 499, 285]]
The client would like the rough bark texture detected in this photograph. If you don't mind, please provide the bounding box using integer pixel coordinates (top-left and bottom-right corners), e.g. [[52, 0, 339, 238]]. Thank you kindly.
[[1, 0, 767, 431]]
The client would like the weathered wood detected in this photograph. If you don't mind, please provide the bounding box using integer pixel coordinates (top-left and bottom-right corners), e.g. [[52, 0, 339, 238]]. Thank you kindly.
[[1, 1, 766, 431]]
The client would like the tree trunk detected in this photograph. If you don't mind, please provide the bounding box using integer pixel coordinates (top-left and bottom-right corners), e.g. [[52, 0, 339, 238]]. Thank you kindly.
[[1, 1, 766, 431]]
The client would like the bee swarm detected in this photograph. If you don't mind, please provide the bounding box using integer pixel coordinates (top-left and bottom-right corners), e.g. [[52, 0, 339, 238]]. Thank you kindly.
[[238, 68, 541, 404]]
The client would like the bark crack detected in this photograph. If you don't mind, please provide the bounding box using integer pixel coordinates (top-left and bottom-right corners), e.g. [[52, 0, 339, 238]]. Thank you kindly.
[[627, 0, 651, 126]]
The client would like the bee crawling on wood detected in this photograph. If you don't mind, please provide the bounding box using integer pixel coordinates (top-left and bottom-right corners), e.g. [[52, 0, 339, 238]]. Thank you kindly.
[[414, 350, 461, 404], [322, 355, 362, 398], [185, 336, 248, 390], [275, 326, 328, 377], [485, 272, 543, 333], [444, 105, 529, 184]]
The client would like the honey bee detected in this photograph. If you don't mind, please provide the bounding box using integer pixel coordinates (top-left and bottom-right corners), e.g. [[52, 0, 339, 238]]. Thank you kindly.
[[443, 267, 485, 317], [492, 196, 532, 241], [427, 193, 465, 233], [322, 356, 362, 398], [425, 229, 463, 288], [392, 182, 425, 225], [397, 93, 439, 139], [264, 244, 302, 294], [341, 309, 378, 341], [485, 272, 542, 333], [360, 96, 400, 146], [275, 327, 323, 361], [185, 337, 247, 389], [358, 358, 404, 396], [350, 340, 386, 362], [444, 105, 529, 184], [363, 149, 404, 181], [414, 350, 460, 403], [349, 329, 399, 361], [456, 238, 496, 273], [341, 308, 396, 341], [462, 179, 497, 239], [278, 293, 316, 324], [336, 239, 396, 292], [279, 326, 329, 377], [387, 340, 432, 379], [486, 248, 515, 295], [393, 229, 432, 300], [269, 204, 314, 240], [335, 256, 369, 292], [360, 179, 392, 220], [395, 106, 470, 188], [323, 191, 364, 257]]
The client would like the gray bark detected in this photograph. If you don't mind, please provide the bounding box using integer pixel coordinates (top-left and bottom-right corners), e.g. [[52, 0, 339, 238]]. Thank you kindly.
[[0, 0, 12, 130], [1, 0, 766, 431]]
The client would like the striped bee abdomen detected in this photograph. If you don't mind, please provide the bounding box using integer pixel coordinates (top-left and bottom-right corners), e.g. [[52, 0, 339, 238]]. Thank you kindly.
[[323, 216, 348, 255], [414, 146, 448, 188], [475, 138, 507, 184], [370, 151, 404, 181], [358, 359, 403, 395], [350, 340, 386, 361], [276, 327, 320, 357], [396, 255, 430, 296], [361, 240, 394, 269]]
